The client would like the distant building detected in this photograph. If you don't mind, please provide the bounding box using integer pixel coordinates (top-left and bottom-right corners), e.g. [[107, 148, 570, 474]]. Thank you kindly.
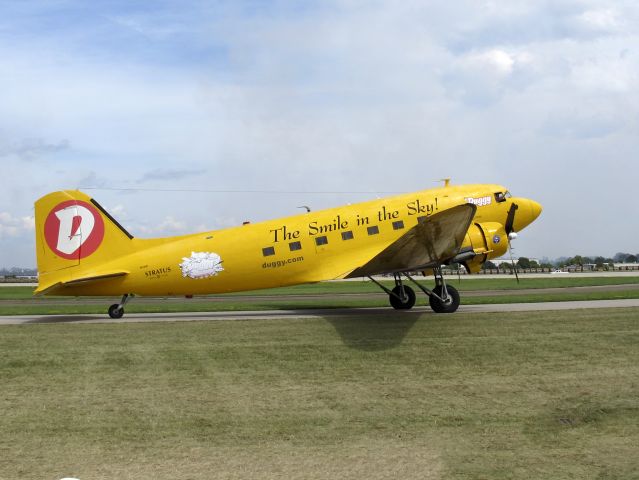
[[613, 263, 639, 271], [491, 258, 540, 267], [565, 263, 596, 272]]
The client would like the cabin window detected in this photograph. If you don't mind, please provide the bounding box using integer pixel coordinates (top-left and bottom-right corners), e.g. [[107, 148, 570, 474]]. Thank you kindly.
[[367, 225, 379, 236], [289, 241, 302, 251], [315, 236, 328, 246], [495, 192, 507, 203], [341, 231, 354, 240], [392, 220, 404, 230], [262, 247, 275, 256]]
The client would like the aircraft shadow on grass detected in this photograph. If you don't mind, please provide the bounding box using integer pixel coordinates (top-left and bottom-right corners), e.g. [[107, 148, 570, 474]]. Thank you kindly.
[[23, 306, 426, 351], [321, 309, 426, 351], [26, 315, 102, 324]]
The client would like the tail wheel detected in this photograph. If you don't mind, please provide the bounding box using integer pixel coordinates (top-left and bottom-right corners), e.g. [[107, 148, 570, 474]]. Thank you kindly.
[[108, 304, 124, 319], [389, 285, 416, 310], [429, 285, 460, 313]]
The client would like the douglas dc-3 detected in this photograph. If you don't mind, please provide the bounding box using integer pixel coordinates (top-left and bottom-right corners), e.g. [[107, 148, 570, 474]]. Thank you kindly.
[[34, 182, 542, 318]]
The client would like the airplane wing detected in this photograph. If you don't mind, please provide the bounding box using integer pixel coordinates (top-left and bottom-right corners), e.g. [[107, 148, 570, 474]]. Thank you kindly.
[[345, 204, 476, 278]]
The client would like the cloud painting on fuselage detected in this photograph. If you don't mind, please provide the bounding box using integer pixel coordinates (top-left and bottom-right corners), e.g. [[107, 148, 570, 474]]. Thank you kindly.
[[34, 183, 542, 317]]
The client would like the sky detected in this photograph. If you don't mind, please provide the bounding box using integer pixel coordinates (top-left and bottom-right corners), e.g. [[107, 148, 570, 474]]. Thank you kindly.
[[1, 0, 638, 268]]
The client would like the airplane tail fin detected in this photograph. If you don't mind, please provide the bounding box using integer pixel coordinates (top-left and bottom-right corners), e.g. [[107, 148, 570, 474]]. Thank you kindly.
[[34, 190, 135, 294]]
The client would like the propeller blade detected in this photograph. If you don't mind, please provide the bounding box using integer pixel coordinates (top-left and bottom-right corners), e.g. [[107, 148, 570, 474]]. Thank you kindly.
[[505, 203, 519, 235]]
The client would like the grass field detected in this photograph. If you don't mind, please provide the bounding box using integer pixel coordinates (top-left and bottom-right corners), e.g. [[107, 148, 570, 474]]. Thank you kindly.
[[2, 276, 639, 315], [1, 308, 638, 479], [4, 275, 639, 298]]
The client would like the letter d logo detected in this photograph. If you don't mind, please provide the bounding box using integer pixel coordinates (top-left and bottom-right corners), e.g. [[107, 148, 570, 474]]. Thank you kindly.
[[44, 200, 105, 259]]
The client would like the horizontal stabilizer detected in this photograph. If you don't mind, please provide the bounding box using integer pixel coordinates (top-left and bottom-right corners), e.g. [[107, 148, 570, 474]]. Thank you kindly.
[[34, 271, 129, 296]]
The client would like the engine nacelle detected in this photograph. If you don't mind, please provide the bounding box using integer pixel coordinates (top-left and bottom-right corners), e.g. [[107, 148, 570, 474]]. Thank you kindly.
[[456, 222, 509, 273]]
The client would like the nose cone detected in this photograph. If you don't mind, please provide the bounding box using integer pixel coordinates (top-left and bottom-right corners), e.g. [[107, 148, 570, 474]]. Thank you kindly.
[[512, 198, 543, 232], [529, 200, 543, 222]]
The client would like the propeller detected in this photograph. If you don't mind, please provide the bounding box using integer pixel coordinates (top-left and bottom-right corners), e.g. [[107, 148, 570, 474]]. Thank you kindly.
[[505, 203, 518, 235], [505, 203, 520, 283]]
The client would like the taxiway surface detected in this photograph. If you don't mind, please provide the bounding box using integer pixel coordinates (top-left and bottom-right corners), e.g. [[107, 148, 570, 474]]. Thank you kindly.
[[1, 299, 638, 325]]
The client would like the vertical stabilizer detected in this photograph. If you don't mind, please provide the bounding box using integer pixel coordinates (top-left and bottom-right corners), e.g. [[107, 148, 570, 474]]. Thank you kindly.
[[34, 190, 134, 293]]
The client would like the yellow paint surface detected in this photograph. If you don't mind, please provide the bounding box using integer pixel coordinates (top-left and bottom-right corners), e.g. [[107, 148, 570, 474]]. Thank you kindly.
[[34, 184, 541, 297]]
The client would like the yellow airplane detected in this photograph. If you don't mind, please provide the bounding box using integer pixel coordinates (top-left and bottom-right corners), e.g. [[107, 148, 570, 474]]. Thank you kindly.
[[34, 182, 542, 317]]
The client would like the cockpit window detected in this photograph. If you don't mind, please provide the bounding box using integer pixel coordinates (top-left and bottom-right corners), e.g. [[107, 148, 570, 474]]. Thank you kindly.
[[495, 192, 507, 203]]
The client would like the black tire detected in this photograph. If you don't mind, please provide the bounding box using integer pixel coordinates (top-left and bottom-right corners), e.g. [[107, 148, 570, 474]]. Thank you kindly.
[[389, 285, 416, 310], [429, 285, 460, 313], [108, 304, 124, 319]]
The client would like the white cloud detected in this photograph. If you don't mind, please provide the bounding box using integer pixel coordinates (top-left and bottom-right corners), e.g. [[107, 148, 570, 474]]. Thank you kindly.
[[472, 49, 514, 75], [0, 212, 35, 238], [134, 216, 188, 236], [578, 8, 619, 31], [463, 48, 533, 76], [0, 138, 69, 161], [110, 204, 126, 217], [569, 54, 635, 93], [158, 216, 187, 233], [2, 1, 639, 264]]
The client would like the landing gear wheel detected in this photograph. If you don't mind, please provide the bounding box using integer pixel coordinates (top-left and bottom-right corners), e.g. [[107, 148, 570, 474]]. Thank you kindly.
[[429, 285, 460, 313], [389, 285, 416, 310], [108, 304, 124, 319]]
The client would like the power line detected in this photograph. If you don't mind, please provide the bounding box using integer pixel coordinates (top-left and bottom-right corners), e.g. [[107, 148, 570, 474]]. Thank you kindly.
[[79, 187, 401, 195]]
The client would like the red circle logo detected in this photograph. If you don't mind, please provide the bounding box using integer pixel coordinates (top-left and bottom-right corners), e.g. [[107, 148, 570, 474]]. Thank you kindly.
[[44, 200, 105, 260]]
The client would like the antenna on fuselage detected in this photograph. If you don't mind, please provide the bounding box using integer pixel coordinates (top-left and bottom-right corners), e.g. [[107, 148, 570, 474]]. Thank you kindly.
[[297, 206, 311, 213], [439, 178, 451, 187]]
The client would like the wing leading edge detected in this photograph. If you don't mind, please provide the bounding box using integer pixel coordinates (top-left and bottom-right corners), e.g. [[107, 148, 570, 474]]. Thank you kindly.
[[345, 203, 477, 278]]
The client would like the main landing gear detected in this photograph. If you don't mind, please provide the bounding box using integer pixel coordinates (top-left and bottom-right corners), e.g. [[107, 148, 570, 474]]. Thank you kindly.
[[368, 267, 461, 314], [108, 294, 133, 319]]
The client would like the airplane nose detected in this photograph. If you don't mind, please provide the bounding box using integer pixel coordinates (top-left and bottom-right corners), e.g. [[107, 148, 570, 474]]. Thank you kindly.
[[511, 198, 543, 232], [529, 200, 543, 222]]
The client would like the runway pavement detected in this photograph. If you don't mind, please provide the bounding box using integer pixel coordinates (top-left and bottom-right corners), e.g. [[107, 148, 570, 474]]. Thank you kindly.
[[1, 298, 639, 325]]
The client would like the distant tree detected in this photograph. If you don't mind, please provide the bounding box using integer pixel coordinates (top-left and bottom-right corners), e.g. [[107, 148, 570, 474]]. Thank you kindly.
[[571, 255, 584, 266], [517, 257, 531, 269], [627, 255, 637, 263], [614, 252, 630, 263], [529, 260, 540, 268], [0, 267, 37, 276], [594, 256, 606, 269], [540, 262, 554, 269], [483, 260, 497, 270]]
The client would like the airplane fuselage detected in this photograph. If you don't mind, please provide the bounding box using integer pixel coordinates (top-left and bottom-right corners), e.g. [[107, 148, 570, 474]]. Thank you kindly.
[[40, 183, 541, 297]]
